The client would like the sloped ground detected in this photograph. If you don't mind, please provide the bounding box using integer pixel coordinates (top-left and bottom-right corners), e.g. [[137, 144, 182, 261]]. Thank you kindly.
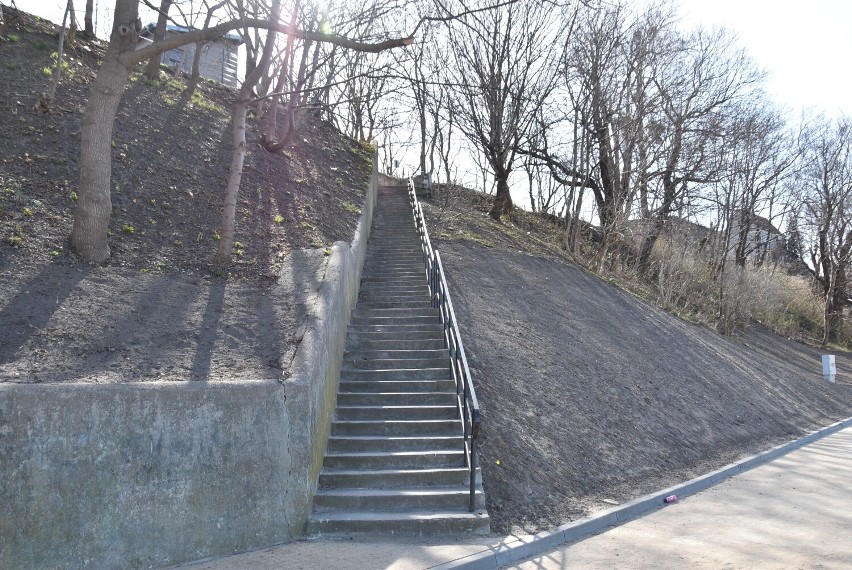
[[0, 9, 371, 383], [422, 191, 852, 536]]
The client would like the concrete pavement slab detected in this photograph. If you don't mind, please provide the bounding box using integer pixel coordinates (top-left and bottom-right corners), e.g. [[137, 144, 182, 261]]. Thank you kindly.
[[505, 426, 852, 569]]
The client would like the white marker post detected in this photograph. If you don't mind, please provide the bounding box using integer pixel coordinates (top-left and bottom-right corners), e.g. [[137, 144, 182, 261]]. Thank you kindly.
[[822, 354, 836, 383]]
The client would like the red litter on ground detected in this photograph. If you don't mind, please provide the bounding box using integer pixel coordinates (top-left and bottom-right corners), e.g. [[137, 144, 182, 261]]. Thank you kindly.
[[664, 495, 679, 504]]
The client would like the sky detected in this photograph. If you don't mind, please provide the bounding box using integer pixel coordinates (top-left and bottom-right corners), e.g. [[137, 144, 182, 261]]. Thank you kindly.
[[672, 0, 851, 118]]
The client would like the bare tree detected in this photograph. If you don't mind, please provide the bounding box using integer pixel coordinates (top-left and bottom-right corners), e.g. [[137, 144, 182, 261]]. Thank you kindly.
[[445, 0, 563, 220], [36, 0, 78, 113], [69, 0, 413, 263], [798, 116, 852, 344], [84, 0, 96, 38], [143, 0, 173, 80], [213, 0, 283, 269], [177, 0, 227, 107], [635, 26, 762, 276]]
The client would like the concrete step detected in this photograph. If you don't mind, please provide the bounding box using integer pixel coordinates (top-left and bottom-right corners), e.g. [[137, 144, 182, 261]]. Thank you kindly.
[[338, 379, 455, 394], [312, 487, 484, 512], [344, 338, 445, 351], [336, 391, 455, 407], [360, 282, 427, 290], [363, 264, 423, 273], [364, 266, 423, 274], [355, 300, 433, 310], [346, 331, 446, 351], [358, 285, 429, 294], [361, 276, 426, 284], [319, 467, 475, 489], [363, 275, 425, 283], [336, 405, 458, 421], [367, 248, 420, 254], [339, 368, 450, 381], [349, 315, 440, 326], [366, 250, 420, 256], [347, 324, 444, 335], [351, 307, 438, 318], [365, 250, 421, 256], [331, 418, 461, 436], [343, 348, 448, 360], [306, 509, 490, 535], [326, 435, 463, 452], [357, 297, 431, 307], [358, 292, 430, 302], [322, 449, 465, 470], [341, 357, 450, 370], [365, 259, 420, 266], [350, 312, 438, 322]]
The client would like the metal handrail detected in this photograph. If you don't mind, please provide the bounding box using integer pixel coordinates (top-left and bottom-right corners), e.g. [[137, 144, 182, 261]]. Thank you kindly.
[[406, 178, 482, 512]]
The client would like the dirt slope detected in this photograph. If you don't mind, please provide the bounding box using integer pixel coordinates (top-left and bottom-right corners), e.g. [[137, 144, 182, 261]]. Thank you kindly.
[[437, 239, 852, 535], [0, 8, 371, 383]]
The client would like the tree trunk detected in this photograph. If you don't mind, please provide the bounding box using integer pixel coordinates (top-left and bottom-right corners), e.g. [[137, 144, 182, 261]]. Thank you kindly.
[[66, 0, 78, 44], [213, 0, 281, 270], [84, 0, 94, 38], [38, 2, 71, 112], [489, 175, 513, 220], [637, 217, 665, 277], [177, 41, 204, 108], [143, 0, 172, 81], [213, 97, 250, 269], [70, 3, 138, 263]]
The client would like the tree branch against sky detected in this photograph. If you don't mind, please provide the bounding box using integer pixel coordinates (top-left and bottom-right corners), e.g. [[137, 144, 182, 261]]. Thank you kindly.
[[444, 0, 566, 220]]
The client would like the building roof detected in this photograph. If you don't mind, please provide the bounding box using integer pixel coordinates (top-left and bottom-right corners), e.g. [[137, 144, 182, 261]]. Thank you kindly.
[[142, 23, 243, 45]]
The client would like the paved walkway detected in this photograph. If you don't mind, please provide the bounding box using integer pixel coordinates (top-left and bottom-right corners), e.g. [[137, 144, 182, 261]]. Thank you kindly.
[[507, 426, 852, 570], [174, 427, 852, 570]]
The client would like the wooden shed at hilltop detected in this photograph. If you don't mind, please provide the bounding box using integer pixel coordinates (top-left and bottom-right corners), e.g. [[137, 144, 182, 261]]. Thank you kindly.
[[139, 24, 241, 87]]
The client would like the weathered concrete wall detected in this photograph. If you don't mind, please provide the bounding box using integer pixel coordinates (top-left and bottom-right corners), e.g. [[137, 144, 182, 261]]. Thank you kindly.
[[0, 157, 378, 568], [280, 154, 378, 535], [0, 381, 289, 569]]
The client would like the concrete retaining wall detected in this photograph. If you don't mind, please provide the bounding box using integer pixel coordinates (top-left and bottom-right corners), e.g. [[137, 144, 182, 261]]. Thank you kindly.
[[0, 157, 378, 569]]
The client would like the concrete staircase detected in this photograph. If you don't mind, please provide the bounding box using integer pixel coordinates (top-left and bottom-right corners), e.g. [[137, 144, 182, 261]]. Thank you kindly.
[[307, 184, 489, 535]]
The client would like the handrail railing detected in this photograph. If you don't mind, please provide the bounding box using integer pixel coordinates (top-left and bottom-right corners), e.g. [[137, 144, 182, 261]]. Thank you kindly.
[[406, 178, 482, 512]]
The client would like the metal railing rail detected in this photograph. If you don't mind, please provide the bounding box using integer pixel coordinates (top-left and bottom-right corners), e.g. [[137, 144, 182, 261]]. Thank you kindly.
[[406, 178, 482, 512]]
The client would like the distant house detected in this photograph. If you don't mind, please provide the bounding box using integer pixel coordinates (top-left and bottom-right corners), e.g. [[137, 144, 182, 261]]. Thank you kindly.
[[728, 213, 786, 264], [139, 24, 241, 87]]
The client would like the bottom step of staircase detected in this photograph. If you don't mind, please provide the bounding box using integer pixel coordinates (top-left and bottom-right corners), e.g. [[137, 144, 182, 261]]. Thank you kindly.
[[306, 508, 490, 535]]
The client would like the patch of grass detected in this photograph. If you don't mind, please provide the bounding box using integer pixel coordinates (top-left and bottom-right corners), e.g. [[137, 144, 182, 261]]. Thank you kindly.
[[7, 224, 24, 246], [41, 52, 73, 78], [273, 214, 284, 224], [6, 34, 20, 43], [69, 191, 78, 201], [35, 40, 49, 50], [122, 223, 134, 234], [341, 201, 361, 215], [22, 207, 33, 217]]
